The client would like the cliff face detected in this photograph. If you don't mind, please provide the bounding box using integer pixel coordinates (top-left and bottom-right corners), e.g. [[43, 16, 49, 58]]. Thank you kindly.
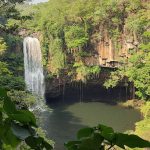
[[17, 27, 147, 100], [44, 27, 141, 97], [16, 28, 138, 69], [17, 26, 140, 98], [96, 28, 139, 68], [80, 26, 139, 68]]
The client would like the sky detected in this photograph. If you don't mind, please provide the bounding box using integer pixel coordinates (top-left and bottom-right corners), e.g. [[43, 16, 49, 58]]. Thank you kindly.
[[29, 0, 48, 4]]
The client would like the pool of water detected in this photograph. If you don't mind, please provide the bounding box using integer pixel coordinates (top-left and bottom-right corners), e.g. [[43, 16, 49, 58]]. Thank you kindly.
[[40, 101, 141, 150]]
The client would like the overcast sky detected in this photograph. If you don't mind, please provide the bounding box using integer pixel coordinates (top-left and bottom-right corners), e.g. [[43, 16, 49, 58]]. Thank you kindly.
[[30, 0, 48, 4]]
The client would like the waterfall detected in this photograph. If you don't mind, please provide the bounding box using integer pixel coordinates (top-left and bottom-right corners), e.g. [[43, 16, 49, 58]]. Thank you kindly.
[[23, 37, 45, 100]]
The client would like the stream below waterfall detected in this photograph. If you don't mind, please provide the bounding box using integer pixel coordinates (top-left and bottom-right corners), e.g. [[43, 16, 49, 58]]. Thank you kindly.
[[40, 100, 141, 150]]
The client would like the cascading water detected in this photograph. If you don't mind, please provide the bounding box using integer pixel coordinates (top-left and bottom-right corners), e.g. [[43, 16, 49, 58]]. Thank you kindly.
[[23, 37, 45, 107]]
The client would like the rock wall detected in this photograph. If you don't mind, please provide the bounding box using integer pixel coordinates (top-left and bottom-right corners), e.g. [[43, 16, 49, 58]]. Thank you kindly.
[[96, 28, 139, 68], [18, 28, 139, 98]]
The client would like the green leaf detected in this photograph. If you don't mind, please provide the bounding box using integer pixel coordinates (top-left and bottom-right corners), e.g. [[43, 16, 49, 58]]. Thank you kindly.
[[0, 88, 7, 100], [98, 124, 114, 133], [65, 144, 78, 150], [25, 136, 53, 150], [78, 137, 101, 150], [98, 124, 115, 141], [93, 133, 104, 147], [0, 108, 2, 122], [25, 136, 42, 149], [115, 133, 150, 149], [77, 127, 94, 140], [65, 141, 81, 150], [3, 96, 16, 114], [0, 140, 2, 149], [3, 128, 20, 147], [65, 131, 104, 150], [43, 140, 54, 150], [0, 123, 20, 147], [11, 122, 32, 140], [79, 137, 95, 150], [9, 110, 37, 127]]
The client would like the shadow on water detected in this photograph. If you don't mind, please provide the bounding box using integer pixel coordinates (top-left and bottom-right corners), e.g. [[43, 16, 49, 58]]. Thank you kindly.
[[40, 103, 86, 150]]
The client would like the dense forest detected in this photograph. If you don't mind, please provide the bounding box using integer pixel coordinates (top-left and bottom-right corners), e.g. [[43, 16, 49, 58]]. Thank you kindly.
[[0, 0, 150, 149], [17, 0, 150, 100]]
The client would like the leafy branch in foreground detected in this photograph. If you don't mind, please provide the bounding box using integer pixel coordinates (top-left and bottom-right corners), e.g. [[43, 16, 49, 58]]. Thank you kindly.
[[0, 88, 53, 150], [65, 124, 150, 150]]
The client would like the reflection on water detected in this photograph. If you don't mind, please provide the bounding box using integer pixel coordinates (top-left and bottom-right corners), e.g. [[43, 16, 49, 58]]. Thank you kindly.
[[40, 101, 141, 150]]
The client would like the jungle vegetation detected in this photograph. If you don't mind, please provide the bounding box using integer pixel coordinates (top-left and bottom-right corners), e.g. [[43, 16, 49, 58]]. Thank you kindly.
[[0, 0, 150, 149], [15, 0, 150, 100]]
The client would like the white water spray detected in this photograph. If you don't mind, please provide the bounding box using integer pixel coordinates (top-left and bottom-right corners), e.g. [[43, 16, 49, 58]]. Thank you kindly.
[[23, 37, 45, 107]]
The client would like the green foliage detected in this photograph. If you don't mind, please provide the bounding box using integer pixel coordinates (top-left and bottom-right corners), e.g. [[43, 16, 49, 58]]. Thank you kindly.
[[35, 127, 54, 147], [18, 0, 99, 77], [0, 0, 24, 15], [25, 136, 53, 150], [141, 102, 150, 119], [125, 2, 149, 34], [0, 75, 25, 90], [19, 0, 149, 80], [89, 66, 101, 75], [1, 52, 24, 76], [135, 119, 150, 142], [7, 90, 36, 109], [135, 102, 150, 141], [0, 56, 24, 91], [104, 30, 150, 100], [0, 0, 25, 91], [3, 34, 22, 50], [73, 62, 101, 82], [77, 50, 92, 57], [0, 88, 53, 149], [0, 38, 7, 55], [73, 62, 90, 82], [48, 38, 65, 75], [65, 124, 150, 150], [0, 0, 26, 34], [65, 25, 88, 49], [0, 53, 24, 91], [126, 48, 150, 100], [0, 61, 11, 75], [104, 68, 125, 89]]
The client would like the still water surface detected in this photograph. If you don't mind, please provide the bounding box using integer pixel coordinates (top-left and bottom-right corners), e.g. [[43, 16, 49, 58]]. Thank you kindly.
[[40, 101, 141, 150]]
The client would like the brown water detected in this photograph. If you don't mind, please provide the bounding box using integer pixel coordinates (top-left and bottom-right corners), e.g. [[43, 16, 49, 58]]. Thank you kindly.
[[40, 101, 141, 150]]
